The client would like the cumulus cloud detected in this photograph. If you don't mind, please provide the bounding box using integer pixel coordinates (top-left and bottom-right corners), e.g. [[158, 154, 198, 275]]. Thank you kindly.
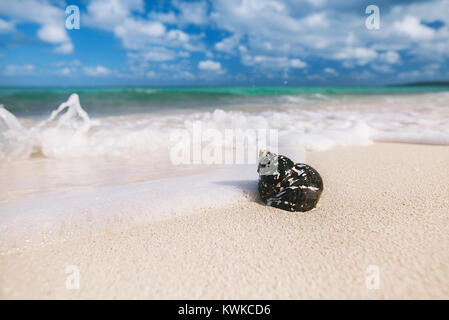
[[113, 19, 167, 50], [379, 51, 401, 64], [54, 60, 81, 76], [334, 47, 378, 66], [146, 71, 156, 78], [178, 71, 195, 80], [4, 64, 35, 75], [127, 47, 177, 62], [54, 43, 75, 54], [149, 11, 177, 24], [324, 67, 338, 76], [393, 16, 435, 40], [37, 24, 69, 44], [215, 34, 241, 53], [371, 64, 394, 73], [0, 18, 14, 33], [84, 0, 144, 29], [397, 64, 441, 81], [84, 0, 201, 52], [198, 60, 223, 72], [84, 0, 205, 75], [242, 54, 307, 70], [150, 0, 209, 26], [59, 67, 72, 76], [0, 0, 73, 54], [290, 59, 307, 68], [210, 0, 449, 75], [173, 0, 209, 25], [1, 0, 449, 82], [84, 65, 112, 77]]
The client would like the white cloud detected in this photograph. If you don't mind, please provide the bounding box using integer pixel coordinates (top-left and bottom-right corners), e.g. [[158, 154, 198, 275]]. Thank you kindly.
[[305, 0, 327, 8], [241, 54, 307, 70], [53, 59, 82, 67], [306, 74, 325, 81], [37, 24, 69, 44], [2, 0, 449, 81], [371, 64, 393, 73], [324, 67, 338, 76], [334, 47, 378, 65], [85, 0, 202, 52], [210, 0, 353, 70], [393, 16, 435, 40], [336, 48, 400, 69], [111, 18, 173, 52], [84, 65, 112, 77], [4, 64, 35, 75], [84, 0, 205, 77], [149, 11, 177, 24], [0, 18, 14, 33], [84, 0, 144, 30], [0, 0, 61, 25], [379, 51, 400, 64], [54, 43, 74, 54], [148, 0, 208, 26], [198, 60, 223, 72], [215, 34, 241, 53], [127, 47, 177, 62], [210, 0, 449, 73], [167, 30, 190, 42], [59, 67, 72, 76], [173, 0, 209, 25], [0, 0, 73, 54], [146, 71, 156, 78], [116, 19, 165, 40], [179, 71, 195, 80], [290, 58, 307, 68], [397, 66, 440, 80], [302, 12, 328, 28], [352, 70, 376, 81]]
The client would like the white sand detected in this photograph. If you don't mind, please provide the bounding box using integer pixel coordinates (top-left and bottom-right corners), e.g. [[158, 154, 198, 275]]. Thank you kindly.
[[1, 143, 448, 299]]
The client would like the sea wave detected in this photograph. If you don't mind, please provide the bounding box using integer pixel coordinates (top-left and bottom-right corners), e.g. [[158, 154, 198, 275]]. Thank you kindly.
[[1, 92, 449, 161], [2, 86, 449, 116]]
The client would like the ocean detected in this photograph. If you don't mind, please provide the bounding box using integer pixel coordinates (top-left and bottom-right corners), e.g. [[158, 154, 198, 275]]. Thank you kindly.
[[1, 86, 448, 250], [2, 86, 449, 117], [2, 86, 449, 160]]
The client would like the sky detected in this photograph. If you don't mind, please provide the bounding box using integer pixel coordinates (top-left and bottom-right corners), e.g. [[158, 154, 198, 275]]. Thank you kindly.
[[0, 0, 448, 87]]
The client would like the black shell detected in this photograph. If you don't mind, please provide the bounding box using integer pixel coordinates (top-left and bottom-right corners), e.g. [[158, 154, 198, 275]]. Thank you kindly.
[[257, 152, 323, 212]]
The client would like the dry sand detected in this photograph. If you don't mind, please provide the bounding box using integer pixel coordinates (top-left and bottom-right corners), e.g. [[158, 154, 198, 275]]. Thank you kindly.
[[1, 143, 448, 299]]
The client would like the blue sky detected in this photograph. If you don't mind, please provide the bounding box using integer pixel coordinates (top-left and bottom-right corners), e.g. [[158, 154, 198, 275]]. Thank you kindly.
[[0, 0, 448, 86]]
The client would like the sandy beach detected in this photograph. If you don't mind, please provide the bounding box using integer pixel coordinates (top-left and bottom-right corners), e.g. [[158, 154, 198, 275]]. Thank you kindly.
[[1, 142, 448, 299]]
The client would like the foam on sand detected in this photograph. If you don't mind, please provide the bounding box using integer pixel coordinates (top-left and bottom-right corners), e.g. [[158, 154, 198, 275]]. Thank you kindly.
[[0, 164, 258, 251]]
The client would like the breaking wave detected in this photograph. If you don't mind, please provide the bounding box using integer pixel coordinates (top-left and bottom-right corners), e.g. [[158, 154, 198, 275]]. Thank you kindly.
[[1, 92, 449, 162]]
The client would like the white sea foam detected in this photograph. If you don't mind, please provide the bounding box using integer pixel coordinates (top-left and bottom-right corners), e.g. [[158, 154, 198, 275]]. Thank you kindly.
[[0, 164, 258, 251], [1, 92, 448, 161]]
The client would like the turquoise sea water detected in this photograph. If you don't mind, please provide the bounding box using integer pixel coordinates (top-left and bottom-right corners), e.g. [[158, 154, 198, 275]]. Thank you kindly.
[[1, 86, 449, 117]]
